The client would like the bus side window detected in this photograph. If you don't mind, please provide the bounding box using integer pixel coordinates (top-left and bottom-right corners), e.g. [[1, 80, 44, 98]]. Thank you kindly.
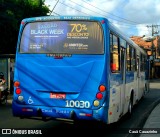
[[126, 44, 131, 71], [130, 47, 136, 71], [140, 54, 146, 71], [110, 33, 120, 72]]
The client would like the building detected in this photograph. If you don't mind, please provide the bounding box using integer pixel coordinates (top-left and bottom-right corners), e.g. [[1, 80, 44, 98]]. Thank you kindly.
[[131, 36, 160, 78]]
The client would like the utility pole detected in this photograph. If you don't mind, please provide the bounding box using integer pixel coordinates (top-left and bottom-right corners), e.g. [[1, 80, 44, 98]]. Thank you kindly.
[[146, 25, 160, 59], [146, 25, 160, 78]]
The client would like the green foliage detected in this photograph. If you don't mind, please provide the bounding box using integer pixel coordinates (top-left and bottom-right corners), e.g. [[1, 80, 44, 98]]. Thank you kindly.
[[0, 0, 50, 54]]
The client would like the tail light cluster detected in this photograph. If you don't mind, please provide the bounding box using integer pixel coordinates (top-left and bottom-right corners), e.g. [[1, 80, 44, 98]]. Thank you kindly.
[[94, 84, 106, 107], [14, 81, 21, 94], [14, 81, 24, 102]]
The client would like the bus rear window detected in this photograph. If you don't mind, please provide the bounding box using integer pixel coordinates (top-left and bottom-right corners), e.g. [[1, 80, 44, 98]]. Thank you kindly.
[[20, 21, 104, 54]]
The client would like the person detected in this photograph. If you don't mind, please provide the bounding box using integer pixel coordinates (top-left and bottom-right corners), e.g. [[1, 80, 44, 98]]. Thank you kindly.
[[0, 72, 6, 100], [10, 67, 14, 94]]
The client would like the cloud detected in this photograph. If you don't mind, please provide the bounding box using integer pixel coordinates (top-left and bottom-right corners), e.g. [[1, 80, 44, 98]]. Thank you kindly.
[[136, 24, 150, 36], [44, 0, 160, 37], [123, 0, 160, 24], [47, 0, 124, 17]]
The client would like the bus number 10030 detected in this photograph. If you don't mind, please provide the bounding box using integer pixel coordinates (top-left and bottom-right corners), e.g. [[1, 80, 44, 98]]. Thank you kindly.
[[65, 100, 90, 108]]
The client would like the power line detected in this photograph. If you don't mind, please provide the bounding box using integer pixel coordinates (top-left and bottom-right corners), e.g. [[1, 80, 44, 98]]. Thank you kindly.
[[52, 11, 61, 16], [50, 0, 59, 16], [50, 0, 145, 27], [68, 0, 108, 17], [79, 0, 140, 24], [146, 24, 160, 59], [58, 1, 91, 16], [62, 0, 139, 26], [146, 25, 160, 36], [47, 0, 152, 35], [48, 0, 157, 30]]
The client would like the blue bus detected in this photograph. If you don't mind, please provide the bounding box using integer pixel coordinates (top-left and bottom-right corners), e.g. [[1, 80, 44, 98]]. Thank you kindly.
[[12, 16, 149, 124]]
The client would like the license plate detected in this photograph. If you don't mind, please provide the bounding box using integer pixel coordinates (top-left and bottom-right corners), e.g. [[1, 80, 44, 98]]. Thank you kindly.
[[50, 93, 66, 99]]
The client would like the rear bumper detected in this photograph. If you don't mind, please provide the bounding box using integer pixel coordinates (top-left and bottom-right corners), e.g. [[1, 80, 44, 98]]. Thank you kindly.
[[12, 101, 101, 122]]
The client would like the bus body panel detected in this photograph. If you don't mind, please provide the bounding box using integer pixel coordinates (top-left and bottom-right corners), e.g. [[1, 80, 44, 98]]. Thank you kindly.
[[13, 54, 106, 107], [12, 101, 108, 123], [12, 16, 149, 125], [12, 16, 110, 123]]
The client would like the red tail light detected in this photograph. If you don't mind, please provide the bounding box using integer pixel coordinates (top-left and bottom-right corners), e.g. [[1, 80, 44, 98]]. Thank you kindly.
[[16, 88, 21, 94], [99, 85, 106, 92], [14, 81, 20, 87], [96, 92, 103, 100]]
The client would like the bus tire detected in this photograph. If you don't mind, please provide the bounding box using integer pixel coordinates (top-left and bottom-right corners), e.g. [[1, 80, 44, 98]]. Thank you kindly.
[[142, 84, 147, 99], [126, 96, 133, 118]]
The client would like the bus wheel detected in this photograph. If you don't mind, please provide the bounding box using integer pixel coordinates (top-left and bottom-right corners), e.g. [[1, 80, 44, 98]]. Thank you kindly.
[[144, 84, 148, 94], [126, 98, 133, 118], [142, 84, 147, 98]]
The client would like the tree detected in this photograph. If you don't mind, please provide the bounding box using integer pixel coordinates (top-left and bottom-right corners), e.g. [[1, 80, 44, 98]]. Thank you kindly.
[[0, 0, 50, 54]]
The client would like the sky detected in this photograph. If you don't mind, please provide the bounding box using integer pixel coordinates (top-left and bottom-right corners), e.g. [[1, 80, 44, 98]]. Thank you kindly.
[[44, 0, 160, 38]]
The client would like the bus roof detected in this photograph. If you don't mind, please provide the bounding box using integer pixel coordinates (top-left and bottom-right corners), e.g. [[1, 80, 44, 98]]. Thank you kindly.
[[22, 16, 108, 23]]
